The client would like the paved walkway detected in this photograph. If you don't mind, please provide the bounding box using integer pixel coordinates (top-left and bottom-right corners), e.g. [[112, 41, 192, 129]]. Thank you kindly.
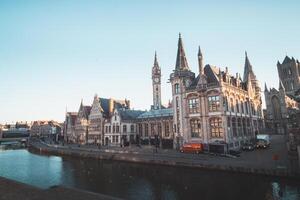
[[31, 135, 299, 178]]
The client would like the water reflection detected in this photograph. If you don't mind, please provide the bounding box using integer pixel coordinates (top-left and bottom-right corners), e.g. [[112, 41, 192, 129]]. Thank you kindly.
[[0, 149, 299, 200], [0, 149, 63, 188]]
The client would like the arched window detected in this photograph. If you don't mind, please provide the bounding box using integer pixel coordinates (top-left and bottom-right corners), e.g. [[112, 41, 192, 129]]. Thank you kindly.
[[174, 83, 180, 94], [210, 118, 223, 138], [190, 119, 201, 138]]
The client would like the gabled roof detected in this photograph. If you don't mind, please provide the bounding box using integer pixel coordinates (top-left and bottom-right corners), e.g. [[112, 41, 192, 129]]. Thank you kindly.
[[99, 98, 129, 116], [137, 108, 173, 119], [204, 65, 220, 85]]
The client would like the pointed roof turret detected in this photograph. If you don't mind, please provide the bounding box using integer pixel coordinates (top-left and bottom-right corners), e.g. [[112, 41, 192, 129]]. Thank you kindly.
[[198, 45, 202, 57], [282, 55, 292, 64], [153, 51, 159, 69], [264, 82, 268, 92], [175, 33, 189, 71], [243, 51, 256, 82]]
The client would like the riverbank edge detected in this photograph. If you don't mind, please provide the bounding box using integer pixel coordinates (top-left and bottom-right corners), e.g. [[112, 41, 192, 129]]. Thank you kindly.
[[29, 143, 300, 179], [0, 176, 121, 200]]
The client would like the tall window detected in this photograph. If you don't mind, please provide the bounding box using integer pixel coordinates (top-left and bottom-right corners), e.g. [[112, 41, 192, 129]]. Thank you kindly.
[[145, 124, 148, 137], [138, 124, 142, 135], [241, 102, 244, 114], [151, 123, 155, 136], [123, 125, 127, 133], [164, 122, 170, 137], [210, 118, 223, 138], [116, 125, 119, 133], [245, 101, 249, 114], [190, 119, 201, 138], [175, 83, 180, 94], [236, 100, 240, 113], [230, 98, 234, 112], [176, 97, 179, 108], [224, 97, 228, 111], [208, 96, 220, 112], [158, 123, 162, 135], [188, 98, 200, 113], [130, 124, 134, 133], [232, 118, 237, 137], [237, 118, 241, 136]]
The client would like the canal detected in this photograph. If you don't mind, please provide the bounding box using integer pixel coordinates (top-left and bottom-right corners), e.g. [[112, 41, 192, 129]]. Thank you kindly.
[[0, 149, 299, 200]]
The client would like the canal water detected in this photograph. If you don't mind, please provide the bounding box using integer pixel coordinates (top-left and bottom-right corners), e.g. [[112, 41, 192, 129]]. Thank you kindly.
[[0, 149, 299, 200]]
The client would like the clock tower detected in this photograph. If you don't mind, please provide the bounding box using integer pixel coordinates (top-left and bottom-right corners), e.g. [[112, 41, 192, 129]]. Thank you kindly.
[[152, 52, 162, 110]]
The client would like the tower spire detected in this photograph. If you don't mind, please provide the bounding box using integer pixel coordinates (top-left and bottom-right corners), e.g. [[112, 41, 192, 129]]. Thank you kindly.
[[152, 52, 161, 110], [175, 33, 189, 71], [243, 51, 255, 82], [153, 51, 159, 68], [198, 46, 204, 75]]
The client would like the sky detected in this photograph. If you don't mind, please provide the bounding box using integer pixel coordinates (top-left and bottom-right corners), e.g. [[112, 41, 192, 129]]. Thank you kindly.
[[0, 0, 300, 123]]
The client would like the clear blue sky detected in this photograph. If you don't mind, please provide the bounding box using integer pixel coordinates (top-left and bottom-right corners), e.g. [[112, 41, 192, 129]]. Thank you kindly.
[[0, 0, 299, 123]]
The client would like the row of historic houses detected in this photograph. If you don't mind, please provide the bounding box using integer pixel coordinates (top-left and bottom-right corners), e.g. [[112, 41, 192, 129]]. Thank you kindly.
[[64, 34, 265, 151]]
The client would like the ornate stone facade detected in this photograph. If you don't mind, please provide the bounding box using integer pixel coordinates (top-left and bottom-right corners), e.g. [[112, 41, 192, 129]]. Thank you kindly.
[[170, 34, 264, 150]]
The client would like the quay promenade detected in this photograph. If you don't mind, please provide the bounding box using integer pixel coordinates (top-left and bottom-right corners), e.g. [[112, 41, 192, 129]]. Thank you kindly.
[[30, 135, 300, 179]]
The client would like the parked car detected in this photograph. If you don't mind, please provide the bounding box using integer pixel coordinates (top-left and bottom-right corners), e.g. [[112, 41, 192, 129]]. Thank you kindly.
[[256, 139, 269, 149], [242, 143, 255, 151], [180, 143, 203, 154], [228, 149, 241, 157], [256, 134, 270, 146]]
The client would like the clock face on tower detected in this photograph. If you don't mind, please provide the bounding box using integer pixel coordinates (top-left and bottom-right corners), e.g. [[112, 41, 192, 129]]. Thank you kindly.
[[154, 77, 159, 83]]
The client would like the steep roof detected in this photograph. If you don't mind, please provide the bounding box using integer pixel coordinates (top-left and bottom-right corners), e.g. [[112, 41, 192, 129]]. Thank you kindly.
[[175, 33, 189, 71], [243, 52, 256, 82], [99, 98, 129, 116], [118, 109, 145, 121]]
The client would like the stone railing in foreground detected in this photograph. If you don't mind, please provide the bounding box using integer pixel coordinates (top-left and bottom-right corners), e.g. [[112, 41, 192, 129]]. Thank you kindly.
[[0, 176, 122, 200], [29, 141, 300, 179]]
